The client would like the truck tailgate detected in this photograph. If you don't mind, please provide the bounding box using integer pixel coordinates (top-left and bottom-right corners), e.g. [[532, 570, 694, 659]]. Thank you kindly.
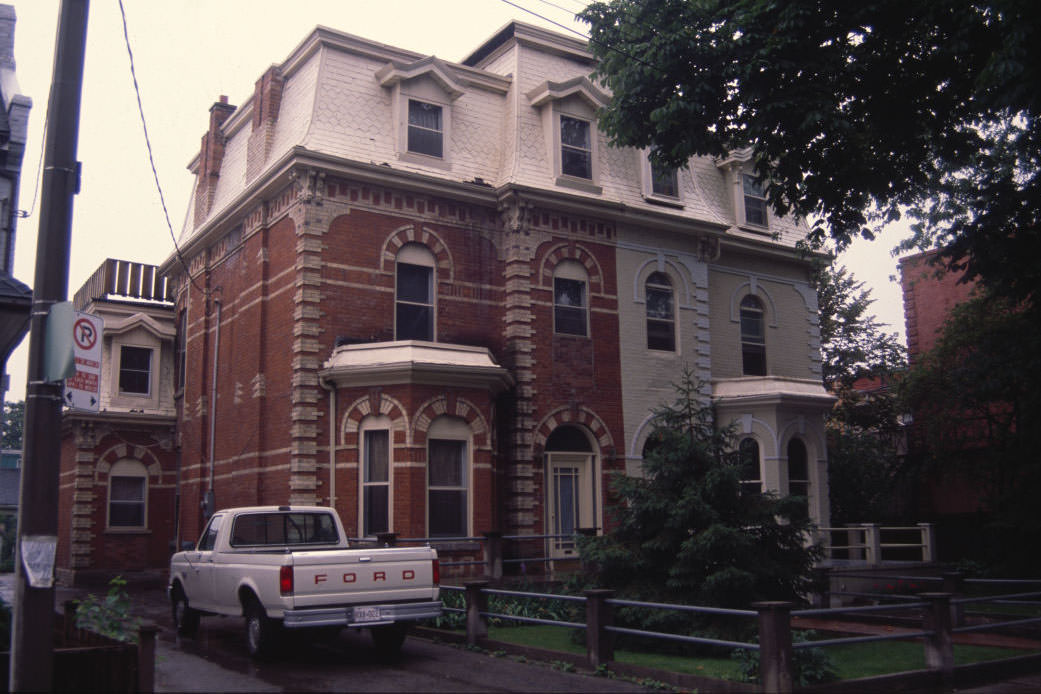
[[288, 547, 437, 608]]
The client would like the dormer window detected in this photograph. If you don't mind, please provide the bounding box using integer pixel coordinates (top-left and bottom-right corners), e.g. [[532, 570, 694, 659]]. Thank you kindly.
[[560, 116, 592, 179], [527, 77, 609, 194], [652, 163, 679, 198], [743, 174, 768, 227], [408, 100, 443, 158], [119, 346, 152, 395], [376, 56, 464, 171]]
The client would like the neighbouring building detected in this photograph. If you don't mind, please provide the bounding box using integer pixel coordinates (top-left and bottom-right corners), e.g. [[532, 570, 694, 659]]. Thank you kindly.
[[899, 248, 987, 549], [55, 260, 179, 584], [141, 21, 835, 574]]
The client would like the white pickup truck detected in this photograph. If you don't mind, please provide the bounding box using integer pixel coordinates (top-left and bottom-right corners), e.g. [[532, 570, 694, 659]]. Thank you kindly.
[[168, 505, 441, 658]]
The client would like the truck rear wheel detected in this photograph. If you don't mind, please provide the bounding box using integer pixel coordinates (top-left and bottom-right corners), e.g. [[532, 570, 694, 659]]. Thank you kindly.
[[371, 623, 408, 658], [245, 600, 281, 659], [171, 586, 199, 637]]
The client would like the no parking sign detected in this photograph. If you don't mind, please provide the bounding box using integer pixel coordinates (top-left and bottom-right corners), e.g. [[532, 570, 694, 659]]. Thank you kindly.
[[64, 311, 103, 411]]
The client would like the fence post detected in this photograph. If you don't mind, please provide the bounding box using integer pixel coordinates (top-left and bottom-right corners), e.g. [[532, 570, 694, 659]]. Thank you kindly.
[[137, 621, 158, 693], [584, 589, 614, 669], [862, 523, 881, 565], [483, 531, 503, 582], [921, 592, 954, 686], [918, 523, 935, 562], [753, 601, 793, 694], [942, 571, 965, 627], [464, 579, 489, 646]]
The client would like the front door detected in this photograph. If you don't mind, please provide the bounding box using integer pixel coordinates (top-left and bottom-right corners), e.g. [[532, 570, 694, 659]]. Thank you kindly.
[[546, 453, 594, 559]]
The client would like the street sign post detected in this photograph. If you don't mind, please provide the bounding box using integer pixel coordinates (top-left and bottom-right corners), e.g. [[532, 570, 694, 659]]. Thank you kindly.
[[63, 311, 102, 411]]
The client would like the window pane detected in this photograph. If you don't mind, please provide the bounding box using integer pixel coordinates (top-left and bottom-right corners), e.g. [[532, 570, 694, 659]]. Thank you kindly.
[[364, 486, 389, 536], [407, 101, 443, 158], [119, 346, 152, 395], [743, 174, 767, 226], [646, 287, 673, 319], [561, 147, 592, 179], [554, 278, 585, 308], [396, 303, 432, 340], [560, 116, 592, 179], [110, 476, 144, 502], [742, 344, 767, 376], [555, 306, 586, 336], [408, 126, 443, 158], [429, 439, 464, 487], [647, 320, 674, 351], [110, 502, 144, 527], [397, 263, 431, 303], [365, 430, 389, 483], [428, 490, 466, 537], [651, 163, 678, 197], [560, 116, 589, 148], [409, 100, 442, 129]]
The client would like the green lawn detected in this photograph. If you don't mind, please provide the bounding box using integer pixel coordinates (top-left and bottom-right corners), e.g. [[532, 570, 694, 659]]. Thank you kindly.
[[484, 624, 1030, 682]]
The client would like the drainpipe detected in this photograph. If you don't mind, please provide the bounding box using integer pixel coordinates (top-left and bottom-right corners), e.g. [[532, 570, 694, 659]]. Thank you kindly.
[[320, 374, 336, 510], [205, 297, 221, 517]]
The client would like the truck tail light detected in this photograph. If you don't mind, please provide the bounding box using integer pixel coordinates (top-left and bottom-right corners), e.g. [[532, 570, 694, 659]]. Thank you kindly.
[[279, 565, 294, 596], [432, 558, 440, 586]]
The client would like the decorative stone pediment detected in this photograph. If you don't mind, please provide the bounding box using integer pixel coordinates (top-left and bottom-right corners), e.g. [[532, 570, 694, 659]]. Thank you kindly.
[[376, 56, 465, 100], [104, 312, 175, 341], [526, 76, 609, 110]]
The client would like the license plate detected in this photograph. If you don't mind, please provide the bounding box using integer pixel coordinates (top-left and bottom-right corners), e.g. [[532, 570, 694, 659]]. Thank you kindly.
[[353, 606, 382, 622]]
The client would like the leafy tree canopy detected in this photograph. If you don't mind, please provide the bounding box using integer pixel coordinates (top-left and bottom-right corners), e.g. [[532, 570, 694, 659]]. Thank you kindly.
[[580, 0, 1041, 307], [578, 370, 820, 609]]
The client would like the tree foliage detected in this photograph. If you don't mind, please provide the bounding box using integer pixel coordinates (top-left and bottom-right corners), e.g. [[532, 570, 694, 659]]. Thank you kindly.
[[901, 291, 1041, 573], [1, 401, 23, 450], [578, 370, 820, 609], [811, 262, 908, 524], [580, 0, 1041, 308]]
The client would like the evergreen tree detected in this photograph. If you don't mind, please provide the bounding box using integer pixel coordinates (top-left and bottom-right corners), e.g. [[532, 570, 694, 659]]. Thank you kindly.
[[578, 370, 820, 609]]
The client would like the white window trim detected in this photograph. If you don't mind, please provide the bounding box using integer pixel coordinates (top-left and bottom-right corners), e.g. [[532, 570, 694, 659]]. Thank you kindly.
[[107, 459, 148, 531], [400, 96, 450, 167], [741, 173, 769, 229], [395, 243, 436, 342], [552, 111, 602, 193], [644, 271, 678, 353], [640, 150, 683, 207], [427, 417, 472, 538], [359, 415, 393, 538], [553, 260, 590, 338], [117, 343, 154, 398]]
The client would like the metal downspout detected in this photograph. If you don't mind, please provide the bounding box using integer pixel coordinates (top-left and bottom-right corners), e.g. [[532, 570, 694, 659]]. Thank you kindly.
[[320, 375, 335, 509], [206, 298, 221, 513]]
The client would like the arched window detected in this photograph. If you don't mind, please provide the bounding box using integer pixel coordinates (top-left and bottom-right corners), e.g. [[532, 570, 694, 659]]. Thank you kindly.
[[645, 272, 675, 351], [787, 438, 809, 501], [359, 416, 392, 537], [738, 438, 761, 495], [740, 295, 766, 376], [553, 261, 588, 337], [427, 417, 471, 538], [396, 243, 435, 341], [108, 460, 148, 528]]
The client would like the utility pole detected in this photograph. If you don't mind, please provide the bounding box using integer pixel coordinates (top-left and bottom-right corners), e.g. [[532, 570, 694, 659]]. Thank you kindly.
[[9, 1, 88, 691]]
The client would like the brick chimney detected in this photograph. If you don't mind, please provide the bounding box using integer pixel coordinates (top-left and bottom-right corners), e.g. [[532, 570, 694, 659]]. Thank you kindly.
[[193, 95, 236, 228], [246, 66, 285, 181]]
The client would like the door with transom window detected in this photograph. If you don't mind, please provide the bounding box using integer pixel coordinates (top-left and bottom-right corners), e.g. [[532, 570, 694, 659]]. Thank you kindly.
[[544, 426, 597, 559]]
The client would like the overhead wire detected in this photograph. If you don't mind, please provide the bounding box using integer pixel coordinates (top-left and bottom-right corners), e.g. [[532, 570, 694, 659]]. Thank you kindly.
[[117, 0, 203, 295]]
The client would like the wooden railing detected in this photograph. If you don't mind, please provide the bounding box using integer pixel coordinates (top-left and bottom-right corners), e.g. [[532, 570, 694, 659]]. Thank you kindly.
[[73, 259, 172, 311]]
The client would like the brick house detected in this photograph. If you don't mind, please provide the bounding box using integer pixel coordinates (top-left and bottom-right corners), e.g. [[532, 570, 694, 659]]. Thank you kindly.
[[899, 249, 985, 522], [155, 22, 834, 571], [56, 260, 178, 584]]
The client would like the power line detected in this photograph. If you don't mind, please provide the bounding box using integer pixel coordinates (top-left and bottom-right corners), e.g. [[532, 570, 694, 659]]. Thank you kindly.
[[117, 0, 202, 294], [16, 116, 45, 219]]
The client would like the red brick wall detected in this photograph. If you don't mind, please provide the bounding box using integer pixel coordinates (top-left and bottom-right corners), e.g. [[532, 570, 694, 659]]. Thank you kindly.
[[899, 249, 978, 362]]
